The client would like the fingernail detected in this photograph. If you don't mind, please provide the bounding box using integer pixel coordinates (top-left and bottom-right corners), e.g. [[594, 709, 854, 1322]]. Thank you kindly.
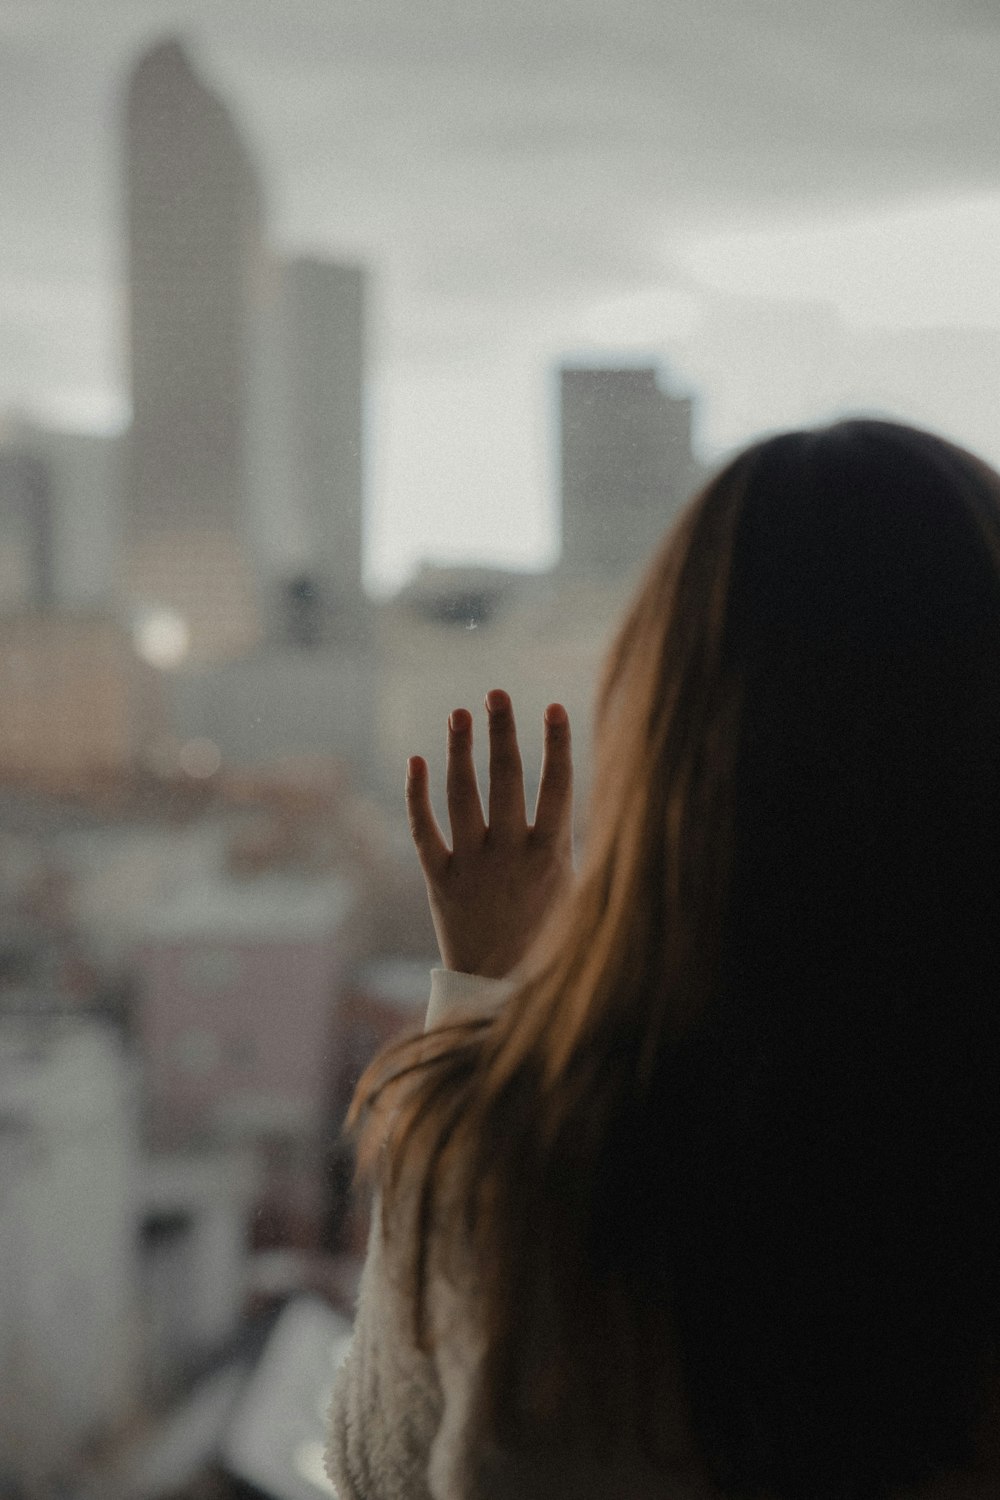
[[406, 756, 419, 779], [485, 689, 507, 713], [544, 703, 567, 727], [449, 709, 470, 732]]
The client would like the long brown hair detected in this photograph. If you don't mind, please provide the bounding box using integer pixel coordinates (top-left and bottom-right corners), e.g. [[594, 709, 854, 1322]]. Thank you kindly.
[[350, 420, 1000, 1500]]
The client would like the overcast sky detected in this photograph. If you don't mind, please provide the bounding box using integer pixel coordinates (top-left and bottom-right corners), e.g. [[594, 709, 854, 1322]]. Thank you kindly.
[[3, 0, 1000, 588]]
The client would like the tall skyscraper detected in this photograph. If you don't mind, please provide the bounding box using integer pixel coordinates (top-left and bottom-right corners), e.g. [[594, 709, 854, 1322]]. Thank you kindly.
[[559, 366, 700, 579], [247, 254, 368, 647], [123, 37, 265, 660], [272, 257, 367, 643]]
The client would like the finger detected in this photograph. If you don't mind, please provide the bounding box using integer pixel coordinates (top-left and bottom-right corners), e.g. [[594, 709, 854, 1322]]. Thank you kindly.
[[406, 755, 449, 880], [533, 702, 573, 844], [446, 708, 486, 850], [486, 689, 527, 839]]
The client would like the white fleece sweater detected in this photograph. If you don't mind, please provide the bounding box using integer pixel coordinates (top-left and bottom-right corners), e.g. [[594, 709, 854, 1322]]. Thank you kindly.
[[324, 968, 506, 1500], [324, 969, 709, 1500]]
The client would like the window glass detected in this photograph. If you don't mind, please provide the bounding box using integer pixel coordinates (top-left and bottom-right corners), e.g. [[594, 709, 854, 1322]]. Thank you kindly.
[[1, 3, 997, 1494]]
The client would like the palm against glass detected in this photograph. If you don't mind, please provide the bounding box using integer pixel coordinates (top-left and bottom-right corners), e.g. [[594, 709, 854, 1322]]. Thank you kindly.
[[405, 689, 574, 979]]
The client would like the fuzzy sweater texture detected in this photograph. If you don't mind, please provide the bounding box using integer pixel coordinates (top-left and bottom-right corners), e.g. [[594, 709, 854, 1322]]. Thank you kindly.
[[323, 968, 708, 1500], [324, 967, 504, 1500]]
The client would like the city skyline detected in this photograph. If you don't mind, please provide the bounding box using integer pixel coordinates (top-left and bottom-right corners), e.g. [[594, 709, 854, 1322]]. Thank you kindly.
[[3, 10, 1000, 1491], [5, 5, 1000, 591]]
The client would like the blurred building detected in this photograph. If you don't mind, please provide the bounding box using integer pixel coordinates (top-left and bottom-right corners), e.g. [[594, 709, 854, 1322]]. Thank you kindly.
[[0, 1016, 141, 1492], [168, 646, 376, 781], [273, 257, 368, 642], [0, 440, 55, 610], [17, 421, 123, 610], [559, 364, 701, 579], [138, 1148, 258, 1397], [123, 37, 266, 661], [132, 870, 355, 1148], [0, 613, 166, 778]]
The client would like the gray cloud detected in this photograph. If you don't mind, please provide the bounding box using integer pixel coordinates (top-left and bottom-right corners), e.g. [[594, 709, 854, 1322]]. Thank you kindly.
[[2, 0, 1000, 408]]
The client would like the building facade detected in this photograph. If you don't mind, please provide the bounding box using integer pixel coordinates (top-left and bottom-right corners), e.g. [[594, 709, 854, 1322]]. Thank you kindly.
[[123, 37, 266, 660], [559, 364, 701, 581], [0, 1018, 141, 1488], [277, 257, 367, 641], [0, 442, 55, 611], [0, 613, 165, 778]]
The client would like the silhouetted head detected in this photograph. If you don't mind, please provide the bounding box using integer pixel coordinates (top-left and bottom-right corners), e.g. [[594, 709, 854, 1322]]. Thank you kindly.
[[590, 417, 1000, 1036]]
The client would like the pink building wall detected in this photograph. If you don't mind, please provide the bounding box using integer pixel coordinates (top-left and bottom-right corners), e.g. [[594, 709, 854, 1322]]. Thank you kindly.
[[136, 933, 346, 1144]]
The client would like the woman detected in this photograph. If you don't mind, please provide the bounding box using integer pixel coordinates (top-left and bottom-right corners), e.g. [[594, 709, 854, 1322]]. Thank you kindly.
[[326, 420, 1000, 1500]]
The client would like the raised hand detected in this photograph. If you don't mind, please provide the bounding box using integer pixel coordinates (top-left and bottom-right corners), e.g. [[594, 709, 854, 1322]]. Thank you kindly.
[[405, 689, 574, 979]]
